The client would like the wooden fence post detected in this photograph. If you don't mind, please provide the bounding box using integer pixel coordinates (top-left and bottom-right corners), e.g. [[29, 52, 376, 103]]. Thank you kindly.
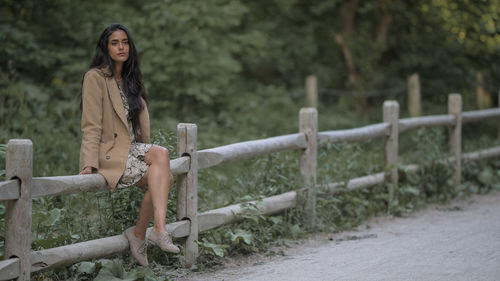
[[299, 108, 317, 229], [176, 124, 198, 267], [306, 75, 318, 108], [475, 72, 491, 109], [408, 73, 421, 117], [383, 101, 399, 184], [5, 139, 33, 281], [448, 94, 462, 184], [383, 101, 399, 208]]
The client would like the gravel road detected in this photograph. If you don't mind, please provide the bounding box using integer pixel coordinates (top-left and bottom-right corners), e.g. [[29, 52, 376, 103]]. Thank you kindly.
[[179, 190, 500, 281]]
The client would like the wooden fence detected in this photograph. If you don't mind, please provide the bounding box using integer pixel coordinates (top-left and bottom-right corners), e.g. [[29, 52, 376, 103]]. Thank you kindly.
[[1, 93, 500, 280]]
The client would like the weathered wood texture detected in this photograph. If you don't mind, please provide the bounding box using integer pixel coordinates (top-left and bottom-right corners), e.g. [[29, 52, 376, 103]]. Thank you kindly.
[[318, 123, 390, 144], [176, 124, 199, 267], [306, 75, 318, 108], [461, 146, 500, 161], [2, 145, 497, 276], [462, 108, 500, 124], [319, 146, 500, 196], [448, 94, 462, 184], [4, 108, 496, 201], [320, 146, 500, 196], [198, 133, 306, 169], [12, 156, 190, 199], [29, 221, 189, 273], [0, 180, 19, 200], [32, 174, 107, 197], [8, 133, 302, 199], [408, 73, 421, 117], [300, 108, 318, 229], [25, 190, 298, 273], [0, 258, 19, 281], [398, 115, 455, 133], [384, 101, 399, 185], [4, 99, 500, 277], [324, 172, 386, 194], [198, 191, 297, 232], [31, 234, 128, 272], [322, 164, 419, 196], [5, 140, 33, 281], [171, 156, 191, 175]]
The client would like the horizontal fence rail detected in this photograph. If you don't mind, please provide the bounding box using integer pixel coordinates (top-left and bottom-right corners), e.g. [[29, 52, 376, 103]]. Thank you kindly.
[[197, 191, 297, 232], [2, 108, 495, 202], [320, 146, 500, 196], [398, 115, 456, 133], [323, 172, 386, 194], [0, 259, 18, 281], [198, 133, 307, 169], [318, 123, 390, 144], [0, 180, 18, 201], [1, 93, 500, 280], [17, 191, 298, 274], [461, 146, 500, 161], [3, 145, 498, 278], [32, 175, 107, 198], [0, 156, 192, 201], [462, 108, 500, 124]]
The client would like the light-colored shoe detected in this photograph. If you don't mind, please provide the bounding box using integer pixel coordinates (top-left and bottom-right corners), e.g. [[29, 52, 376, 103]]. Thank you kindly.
[[148, 230, 180, 253], [125, 227, 148, 266]]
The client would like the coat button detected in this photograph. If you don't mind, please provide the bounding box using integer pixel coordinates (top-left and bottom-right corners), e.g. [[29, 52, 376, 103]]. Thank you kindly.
[[106, 156, 111, 160], [114, 133, 118, 138]]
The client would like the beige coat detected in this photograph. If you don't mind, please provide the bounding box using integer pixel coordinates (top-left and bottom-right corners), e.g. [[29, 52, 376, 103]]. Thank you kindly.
[[79, 67, 150, 191]]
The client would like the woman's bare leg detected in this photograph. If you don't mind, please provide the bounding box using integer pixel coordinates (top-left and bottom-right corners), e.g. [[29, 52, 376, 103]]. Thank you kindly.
[[133, 145, 174, 239], [133, 190, 153, 240], [135, 145, 173, 235]]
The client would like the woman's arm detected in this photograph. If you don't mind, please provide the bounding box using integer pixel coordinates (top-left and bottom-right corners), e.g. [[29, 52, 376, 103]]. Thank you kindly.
[[79, 70, 104, 172]]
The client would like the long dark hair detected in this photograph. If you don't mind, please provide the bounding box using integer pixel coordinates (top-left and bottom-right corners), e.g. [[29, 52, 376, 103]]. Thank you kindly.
[[88, 23, 148, 142]]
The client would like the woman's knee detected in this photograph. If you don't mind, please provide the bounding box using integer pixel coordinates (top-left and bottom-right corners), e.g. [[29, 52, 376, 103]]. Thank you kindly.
[[156, 146, 170, 163], [147, 145, 170, 166]]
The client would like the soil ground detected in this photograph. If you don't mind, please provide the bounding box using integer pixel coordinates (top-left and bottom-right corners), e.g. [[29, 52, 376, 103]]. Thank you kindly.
[[174, 190, 500, 281]]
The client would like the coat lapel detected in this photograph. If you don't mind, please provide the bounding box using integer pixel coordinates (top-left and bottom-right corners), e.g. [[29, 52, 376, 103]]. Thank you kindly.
[[104, 73, 129, 130]]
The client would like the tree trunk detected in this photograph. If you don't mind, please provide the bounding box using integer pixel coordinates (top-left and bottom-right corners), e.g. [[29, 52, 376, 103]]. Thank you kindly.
[[340, 0, 358, 37], [375, 9, 392, 45]]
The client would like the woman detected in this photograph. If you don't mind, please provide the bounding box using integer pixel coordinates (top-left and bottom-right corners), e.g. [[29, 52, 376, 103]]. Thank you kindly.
[[79, 23, 179, 267]]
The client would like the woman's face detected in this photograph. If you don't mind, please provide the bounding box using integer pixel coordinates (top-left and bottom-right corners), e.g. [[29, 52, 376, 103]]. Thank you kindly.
[[107, 29, 129, 64]]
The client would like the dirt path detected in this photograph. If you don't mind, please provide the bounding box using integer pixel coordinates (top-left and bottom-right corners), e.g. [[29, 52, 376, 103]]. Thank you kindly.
[[178, 191, 500, 281]]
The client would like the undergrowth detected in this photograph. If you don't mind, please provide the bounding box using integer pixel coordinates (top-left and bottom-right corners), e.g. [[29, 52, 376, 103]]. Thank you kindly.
[[0, 122, 498, 280], [193, 127, 500, 278]]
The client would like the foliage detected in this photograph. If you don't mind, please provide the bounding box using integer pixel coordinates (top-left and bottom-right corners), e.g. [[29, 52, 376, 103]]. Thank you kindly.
[[1, 0, 499, 139], [197, 239, 229, 258], [1, 0, 499, 279], [33, 259, 156, 281], [1, 0, 498, 173], [135, 0, 248, 117], [15, 119, 500, 280]]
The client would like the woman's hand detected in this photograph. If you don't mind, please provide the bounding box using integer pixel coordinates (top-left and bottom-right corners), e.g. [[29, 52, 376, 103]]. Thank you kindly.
[[80, 166, 93, 175]]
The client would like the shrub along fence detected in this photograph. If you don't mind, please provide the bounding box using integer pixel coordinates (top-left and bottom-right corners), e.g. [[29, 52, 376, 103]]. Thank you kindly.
[[1, 93, 500, 280]]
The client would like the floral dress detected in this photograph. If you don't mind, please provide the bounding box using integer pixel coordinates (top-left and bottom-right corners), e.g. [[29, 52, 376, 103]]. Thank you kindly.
[[115, 82, 152, 189]]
